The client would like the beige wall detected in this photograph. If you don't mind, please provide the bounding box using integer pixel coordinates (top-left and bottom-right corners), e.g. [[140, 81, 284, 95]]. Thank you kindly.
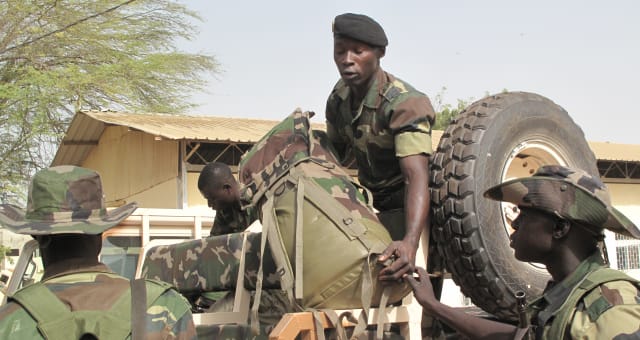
[[607, 183, 640, 230], [607, 183, 640, 206], [82, 126, 179, 208], [127, 177, 179, 209], [187, 172, 207, 208]]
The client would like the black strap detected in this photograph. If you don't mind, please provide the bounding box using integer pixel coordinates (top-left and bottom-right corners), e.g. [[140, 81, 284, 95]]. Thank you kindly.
[[131, 278, 147, 340]]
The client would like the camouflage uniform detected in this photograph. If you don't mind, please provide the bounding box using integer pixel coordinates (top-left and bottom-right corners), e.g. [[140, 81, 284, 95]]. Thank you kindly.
[[0, 266, 196, 339], [0, 166, 197, 339], [484, 165, 640, 339], [207, 208, 289, 334], [325, 67, 435, 210], [201, 181, 286, 333], [210, 204, 257, 236], [528, 251, 640, 339]]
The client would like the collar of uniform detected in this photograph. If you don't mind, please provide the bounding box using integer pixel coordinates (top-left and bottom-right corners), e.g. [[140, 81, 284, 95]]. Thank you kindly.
[[334, 80, 350, 101], [531, 250, 605, 326], [334, 68, 387, 109], [361, 68, 387, 110], [41, 259, 113, 281]]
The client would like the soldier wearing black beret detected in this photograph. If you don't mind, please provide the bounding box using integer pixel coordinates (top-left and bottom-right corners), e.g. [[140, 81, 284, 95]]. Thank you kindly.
[[325, 12, 437, 292], [332, 13, 388, 47]]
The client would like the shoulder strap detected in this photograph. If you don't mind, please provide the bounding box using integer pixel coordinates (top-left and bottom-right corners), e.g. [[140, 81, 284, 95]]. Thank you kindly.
[[9, 282, 69, 325], [10, 279, 172, 340], [547, 268, 639, 339], [11, 281, 132, 339], [128, 278, 174, 340], [130, 278, 147, 340]]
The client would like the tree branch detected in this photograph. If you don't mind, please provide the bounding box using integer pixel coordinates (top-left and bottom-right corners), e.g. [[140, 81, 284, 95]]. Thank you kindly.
[[1, 0, 137, 54]]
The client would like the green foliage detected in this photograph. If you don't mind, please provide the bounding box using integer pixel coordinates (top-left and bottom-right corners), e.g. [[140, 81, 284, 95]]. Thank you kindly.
[[431, 87, 508, 130], [432, 87, 474, 131], [0, 0, 220, 204]]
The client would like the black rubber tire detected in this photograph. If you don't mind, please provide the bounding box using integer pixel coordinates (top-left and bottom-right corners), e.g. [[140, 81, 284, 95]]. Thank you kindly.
[[430, 92, 598, 321]]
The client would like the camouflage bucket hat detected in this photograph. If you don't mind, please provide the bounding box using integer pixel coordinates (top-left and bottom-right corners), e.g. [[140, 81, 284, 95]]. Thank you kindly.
[[484, 165, 640, 239], [0, 166, 137, 235]]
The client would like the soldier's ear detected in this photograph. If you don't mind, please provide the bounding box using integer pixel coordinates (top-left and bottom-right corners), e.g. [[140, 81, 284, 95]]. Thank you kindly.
[[553, 219, 571, 239]]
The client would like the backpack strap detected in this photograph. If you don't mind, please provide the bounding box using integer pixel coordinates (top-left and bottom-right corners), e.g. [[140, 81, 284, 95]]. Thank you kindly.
[[299, 173, 371, 246], [294, 175, 305, 302], [251, 190, 298, 335], [10, 279, 172, 340], [546, 268, 639, 339], [10, 282, 131, 339], [9, 282, 71, 330]]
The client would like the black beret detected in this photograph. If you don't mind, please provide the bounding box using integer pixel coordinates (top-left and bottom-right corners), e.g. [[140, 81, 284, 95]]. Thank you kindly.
[[332, 13, 388, 47]]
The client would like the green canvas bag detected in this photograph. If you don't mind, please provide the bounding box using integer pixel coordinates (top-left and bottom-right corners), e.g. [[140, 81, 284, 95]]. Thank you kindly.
[[238, 109, 411, 335]]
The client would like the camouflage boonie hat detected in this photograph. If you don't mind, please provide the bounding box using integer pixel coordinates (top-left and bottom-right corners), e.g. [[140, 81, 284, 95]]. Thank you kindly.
[[484, 165, 640, 239], [0, 166, 137, 235]]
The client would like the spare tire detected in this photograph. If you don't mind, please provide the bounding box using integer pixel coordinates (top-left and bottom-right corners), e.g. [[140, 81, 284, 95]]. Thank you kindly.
[[430, 92, 598, 321]]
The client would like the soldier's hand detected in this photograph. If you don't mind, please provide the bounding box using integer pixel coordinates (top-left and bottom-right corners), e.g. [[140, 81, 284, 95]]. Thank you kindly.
[[377, 240, 416, 283], [404, 267, 439, 312]]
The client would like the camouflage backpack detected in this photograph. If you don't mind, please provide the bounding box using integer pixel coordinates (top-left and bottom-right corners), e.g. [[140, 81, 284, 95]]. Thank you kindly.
[[238, 109, 411, 334]]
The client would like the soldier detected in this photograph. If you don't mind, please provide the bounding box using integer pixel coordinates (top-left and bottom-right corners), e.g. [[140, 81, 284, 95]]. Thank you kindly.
[[325, 13, 436, 282], [198, 161, 289, 333], [406, 165, 640, 339], [0, 166, 196, 339], [198, 161, 257, 236]]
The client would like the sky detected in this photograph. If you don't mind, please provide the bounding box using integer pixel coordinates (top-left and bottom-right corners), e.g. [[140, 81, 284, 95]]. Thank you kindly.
[[178, 0, 640, 145]]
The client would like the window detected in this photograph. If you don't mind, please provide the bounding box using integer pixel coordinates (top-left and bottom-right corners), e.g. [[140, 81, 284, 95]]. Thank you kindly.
[[101, 236, 141, 280], [615, 234, 640, 271]]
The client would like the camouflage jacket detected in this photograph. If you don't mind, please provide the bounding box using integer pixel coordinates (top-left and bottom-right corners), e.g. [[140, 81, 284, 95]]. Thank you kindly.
[[210, 204, 257, 236], [0, 263, 196, 339], [325, 68, 435, 208], [529, 251, 640, 339]]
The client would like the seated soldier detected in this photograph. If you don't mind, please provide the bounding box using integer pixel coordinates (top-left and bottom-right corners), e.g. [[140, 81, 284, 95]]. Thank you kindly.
[[0, 166, 196, 339], [406, 165, 640, 339]]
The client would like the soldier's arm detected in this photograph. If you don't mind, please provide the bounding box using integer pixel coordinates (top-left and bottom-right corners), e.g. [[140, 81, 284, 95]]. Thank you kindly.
[[377, 154, 429, 281], [406, 267, 518, 340]]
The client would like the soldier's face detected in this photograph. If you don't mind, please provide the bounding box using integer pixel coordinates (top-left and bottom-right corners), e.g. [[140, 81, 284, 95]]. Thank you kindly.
[[510, 207, 557, 263], [333, 37, 384, 89], [200, 183, 234, 211]]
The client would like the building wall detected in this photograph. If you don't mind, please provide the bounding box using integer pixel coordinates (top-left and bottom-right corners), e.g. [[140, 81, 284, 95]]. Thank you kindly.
[[187, 172, 206, 208], [82, 126, 179, 208], [607, 183, 640, 205]]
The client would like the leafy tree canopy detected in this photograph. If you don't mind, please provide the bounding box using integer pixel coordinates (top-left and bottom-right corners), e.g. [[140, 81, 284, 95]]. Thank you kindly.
[[0, 0, 220, 204]]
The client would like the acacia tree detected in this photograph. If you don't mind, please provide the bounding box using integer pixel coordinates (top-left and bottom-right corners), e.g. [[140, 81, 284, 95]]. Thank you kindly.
[[0, 0, 219, 203]]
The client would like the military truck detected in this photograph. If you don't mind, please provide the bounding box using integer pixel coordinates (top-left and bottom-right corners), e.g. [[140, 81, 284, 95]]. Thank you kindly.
[[1, 92, 599, 339]]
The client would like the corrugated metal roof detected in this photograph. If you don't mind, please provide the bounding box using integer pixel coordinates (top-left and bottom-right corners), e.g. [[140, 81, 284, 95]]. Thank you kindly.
[[52, 111, 637, 167], [83, 110, 316, 142], [589, 141, 640, 162], [52, 111, 327, 166]]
